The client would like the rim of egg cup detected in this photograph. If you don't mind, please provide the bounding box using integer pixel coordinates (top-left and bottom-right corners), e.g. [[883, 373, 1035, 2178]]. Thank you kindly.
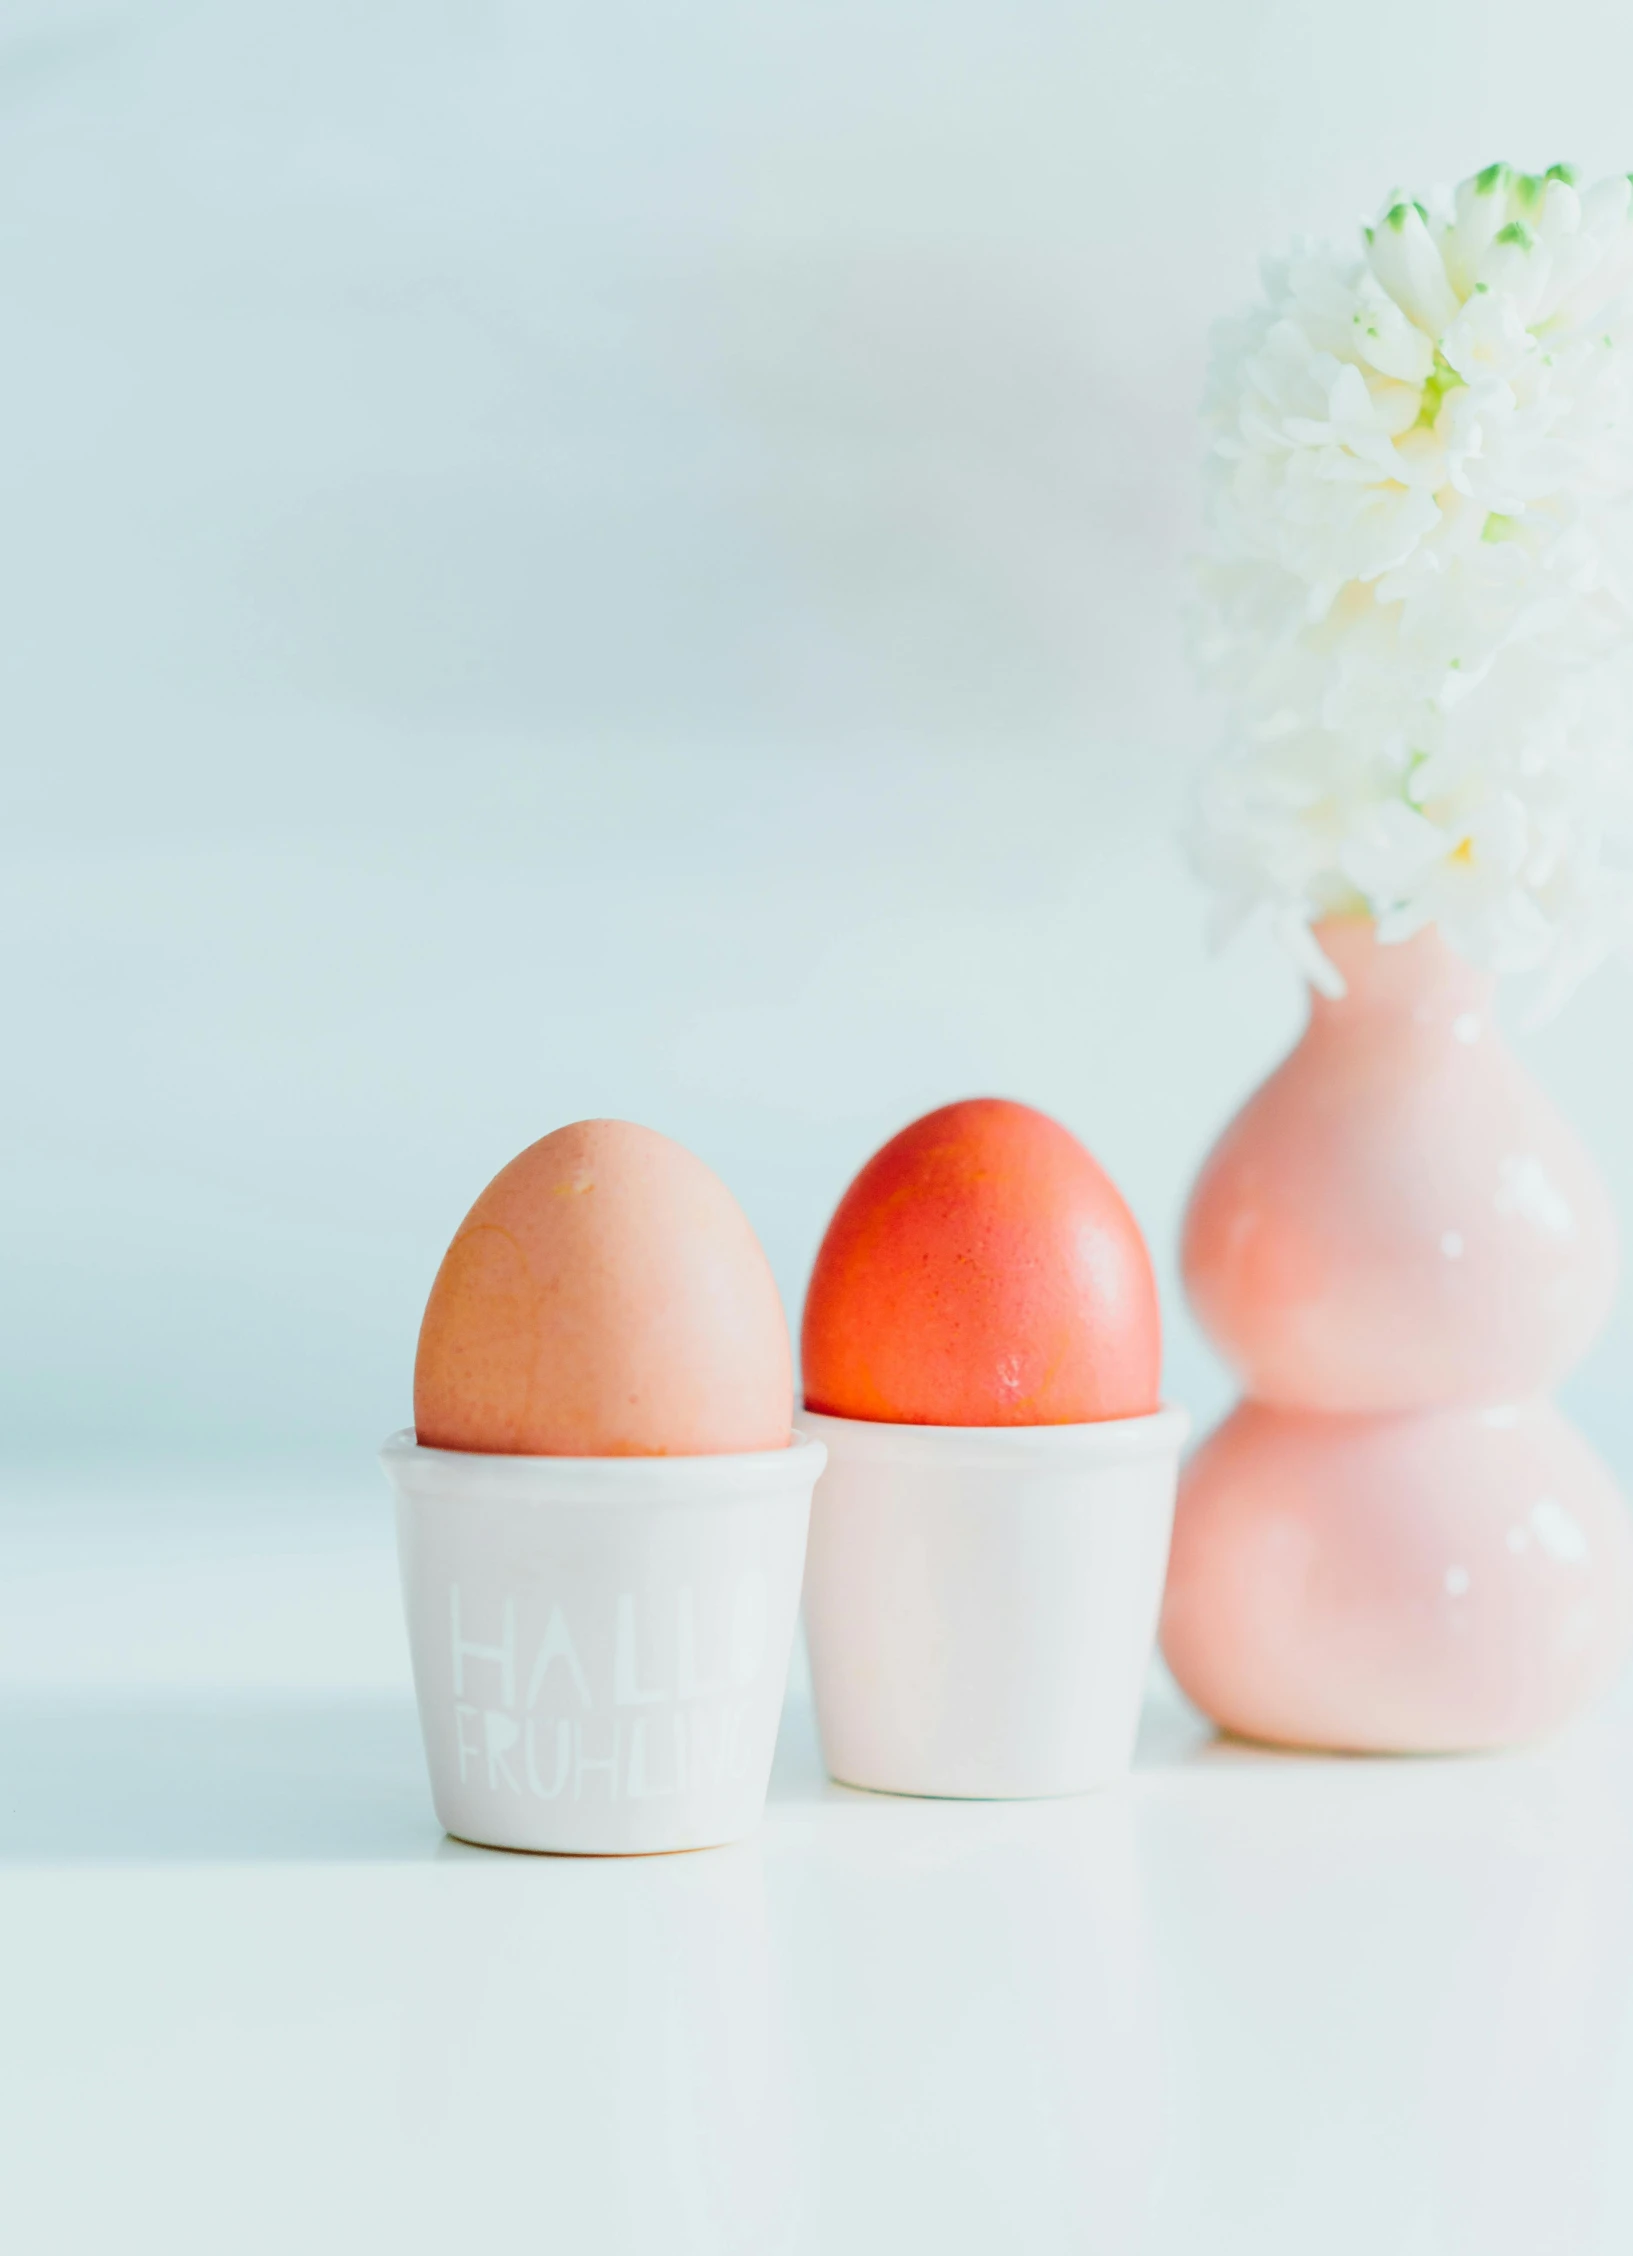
[[796, 1402, 1187, 1465], [384, 1424, 823, 1496]]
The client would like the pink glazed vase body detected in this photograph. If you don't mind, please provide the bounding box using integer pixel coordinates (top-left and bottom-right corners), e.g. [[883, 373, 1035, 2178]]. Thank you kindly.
[[1163, 919, 1633, 1752]]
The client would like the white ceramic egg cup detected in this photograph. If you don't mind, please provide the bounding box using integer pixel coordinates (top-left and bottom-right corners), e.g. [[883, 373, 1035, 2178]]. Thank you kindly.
[[800, 1406, 1189, 1799], [381, 1430, 825, 1854]]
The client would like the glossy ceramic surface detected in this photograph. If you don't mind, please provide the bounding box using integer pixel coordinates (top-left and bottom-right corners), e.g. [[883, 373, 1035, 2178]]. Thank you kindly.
[[1163, 1399, 1633, 1751], [1166, 920, 1633, 1752], [1184, 921, 1617, 1413]]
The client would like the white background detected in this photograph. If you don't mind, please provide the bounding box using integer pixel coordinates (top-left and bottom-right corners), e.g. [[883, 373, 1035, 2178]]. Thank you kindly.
[[10, 11, 1633, 2252], [5, 0, 1633, 1470], [6, 1465, 1633, 2256]]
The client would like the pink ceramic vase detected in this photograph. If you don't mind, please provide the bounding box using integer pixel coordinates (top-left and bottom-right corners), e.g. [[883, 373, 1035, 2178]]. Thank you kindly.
[[1163, 918, 1633, 1752]]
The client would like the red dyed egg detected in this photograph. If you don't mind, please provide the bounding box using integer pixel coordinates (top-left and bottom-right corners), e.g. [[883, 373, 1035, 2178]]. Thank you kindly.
[[801, 1098, 1161, 1427]]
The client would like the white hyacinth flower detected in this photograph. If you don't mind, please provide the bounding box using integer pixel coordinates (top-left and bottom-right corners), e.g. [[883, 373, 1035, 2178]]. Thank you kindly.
[[1194, 163, 1633, 1006]]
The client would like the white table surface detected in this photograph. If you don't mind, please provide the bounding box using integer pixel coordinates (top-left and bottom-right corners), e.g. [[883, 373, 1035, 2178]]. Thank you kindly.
[[3, 1461, 1632, 2256]]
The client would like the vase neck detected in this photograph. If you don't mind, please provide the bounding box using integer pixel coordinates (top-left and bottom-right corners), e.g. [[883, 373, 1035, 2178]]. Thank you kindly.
[[1308, 919, 1497, 1031]]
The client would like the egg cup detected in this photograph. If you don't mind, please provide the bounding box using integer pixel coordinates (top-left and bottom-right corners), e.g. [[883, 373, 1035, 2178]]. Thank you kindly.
[[381, 1430, 826, 1854], [799, 1406, 1189, 1798]]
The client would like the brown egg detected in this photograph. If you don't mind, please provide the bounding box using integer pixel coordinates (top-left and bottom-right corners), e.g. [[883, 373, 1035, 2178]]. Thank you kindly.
[[414, 1120, 793, 1456]]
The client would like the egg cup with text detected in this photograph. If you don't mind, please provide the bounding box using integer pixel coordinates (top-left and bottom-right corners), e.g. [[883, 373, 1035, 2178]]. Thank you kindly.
[[382, 1121, 825, 1855], [800, 1101, 1189, 1799]]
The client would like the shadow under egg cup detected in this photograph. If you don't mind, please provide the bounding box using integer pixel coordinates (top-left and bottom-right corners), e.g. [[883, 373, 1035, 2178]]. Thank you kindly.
[[380, 1430, 825, 1854], [800, 1406, 1190, 1799]]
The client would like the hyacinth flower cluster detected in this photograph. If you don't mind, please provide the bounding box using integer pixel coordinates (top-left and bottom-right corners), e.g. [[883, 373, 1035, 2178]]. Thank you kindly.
[[1195, 163, 1633, 1007]]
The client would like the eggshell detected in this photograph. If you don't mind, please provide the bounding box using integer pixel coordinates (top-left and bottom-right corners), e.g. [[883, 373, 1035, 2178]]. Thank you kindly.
[[801, 1097, 1160, 1426], [414, 1120, 793, 1456]]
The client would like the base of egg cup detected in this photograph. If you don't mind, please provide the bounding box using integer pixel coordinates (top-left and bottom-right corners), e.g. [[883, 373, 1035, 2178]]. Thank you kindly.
[[379, 1430, 826, 1855], [800, 1405, 1189, 1799]]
